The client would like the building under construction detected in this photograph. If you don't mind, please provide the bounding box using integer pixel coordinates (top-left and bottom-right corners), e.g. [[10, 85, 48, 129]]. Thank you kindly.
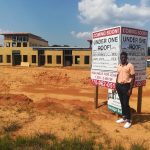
[[0, 33, 91, 67]]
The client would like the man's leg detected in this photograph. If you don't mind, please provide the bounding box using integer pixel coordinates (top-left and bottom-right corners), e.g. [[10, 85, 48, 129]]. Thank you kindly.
[[116, 83, 126, 118], [122, 84, 131, 122], [122, 84, 132, 128]]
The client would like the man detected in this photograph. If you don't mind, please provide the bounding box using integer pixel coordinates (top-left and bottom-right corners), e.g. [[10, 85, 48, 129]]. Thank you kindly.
[[115, 52, 135, 129]]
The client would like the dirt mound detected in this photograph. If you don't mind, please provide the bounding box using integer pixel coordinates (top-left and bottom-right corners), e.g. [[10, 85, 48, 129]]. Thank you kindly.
[[0, 94, 33, 108], [34, 98, 70, 114], [34, 98, 114, 121], [0, 94, 35, 135]]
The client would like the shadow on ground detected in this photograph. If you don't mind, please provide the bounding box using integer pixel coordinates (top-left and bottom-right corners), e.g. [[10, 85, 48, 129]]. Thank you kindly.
[[132, 113, 150, 124]]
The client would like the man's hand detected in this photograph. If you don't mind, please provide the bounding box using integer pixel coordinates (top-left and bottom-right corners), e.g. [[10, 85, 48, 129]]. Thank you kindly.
[[112, 83, 117, 93], [113, 89, 117, 93]]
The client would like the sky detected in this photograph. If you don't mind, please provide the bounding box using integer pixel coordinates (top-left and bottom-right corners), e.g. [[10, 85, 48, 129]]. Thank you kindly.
[[0, 0, 150, 47]]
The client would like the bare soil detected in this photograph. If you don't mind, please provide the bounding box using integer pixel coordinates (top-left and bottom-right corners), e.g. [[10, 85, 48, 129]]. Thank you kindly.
[[0, 66, 150, 148]]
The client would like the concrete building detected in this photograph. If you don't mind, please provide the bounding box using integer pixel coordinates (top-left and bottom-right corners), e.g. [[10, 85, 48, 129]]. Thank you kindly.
[[0, 33, 91, 67]]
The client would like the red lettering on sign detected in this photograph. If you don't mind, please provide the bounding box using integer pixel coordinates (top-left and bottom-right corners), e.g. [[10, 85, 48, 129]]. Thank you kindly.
[[93, 27, 120, 38], [122, 27, 148, 37]]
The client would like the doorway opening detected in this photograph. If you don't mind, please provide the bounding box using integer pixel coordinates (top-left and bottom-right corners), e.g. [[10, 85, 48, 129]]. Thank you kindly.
[[63, 50, 72, 66], [12, 50, 21, 66], [38, 50, 45, 66]]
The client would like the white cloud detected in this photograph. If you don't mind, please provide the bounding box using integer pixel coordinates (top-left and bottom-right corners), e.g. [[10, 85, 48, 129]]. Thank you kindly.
[[71, 31, 91, 39], [78, 0, 150, 28], [72, 0, 150, 43]]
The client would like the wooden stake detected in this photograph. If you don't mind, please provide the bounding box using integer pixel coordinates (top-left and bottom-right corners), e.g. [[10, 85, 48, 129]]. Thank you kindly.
[[95, 85, 98, 109], [137, 86, 143, 113]]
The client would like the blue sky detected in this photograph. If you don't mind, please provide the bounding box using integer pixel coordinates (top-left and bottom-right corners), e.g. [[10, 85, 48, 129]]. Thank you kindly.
[[0, 0, 150, 47]]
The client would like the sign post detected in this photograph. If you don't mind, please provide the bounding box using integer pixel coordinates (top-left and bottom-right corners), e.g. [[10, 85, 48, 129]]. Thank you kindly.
[[94, 85, 98, 108], [91, 26, 148, 113], [137, 86, 143, 113]]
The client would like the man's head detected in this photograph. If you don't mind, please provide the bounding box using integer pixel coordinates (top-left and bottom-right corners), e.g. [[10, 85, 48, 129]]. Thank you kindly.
[[120, 52, 128, 65]]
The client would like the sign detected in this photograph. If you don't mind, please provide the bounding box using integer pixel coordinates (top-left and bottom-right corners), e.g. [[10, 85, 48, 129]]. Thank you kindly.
[[107, 89, 122, 114], [92, 27, 120, 71], [91, 70, 117, 89], [91, 26, 148, 88], [91, 27, 120, 88], [121, 27, 148, 87], [91, 26, 148, 114]]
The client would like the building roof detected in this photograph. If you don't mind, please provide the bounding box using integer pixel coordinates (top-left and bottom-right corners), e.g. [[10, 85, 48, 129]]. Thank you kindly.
[[0, 32, 48, 43], [33, 47, 91, 51]]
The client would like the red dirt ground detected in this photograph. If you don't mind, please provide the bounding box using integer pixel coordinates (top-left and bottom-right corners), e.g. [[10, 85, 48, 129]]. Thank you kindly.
[[0, 66, 150, 148]]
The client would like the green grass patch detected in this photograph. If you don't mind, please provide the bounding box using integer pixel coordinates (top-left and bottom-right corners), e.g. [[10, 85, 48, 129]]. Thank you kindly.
[[0, 135, 14, 150], [50, 137, 94, 150], [97, 143, 104, 150], [130, 142, 148, 150], [14, 135, 50, 149], [0, 134, 95, 150], [36, 132, 56, 141], [113, 143, 125, 150], [0, 134, 148, 150]]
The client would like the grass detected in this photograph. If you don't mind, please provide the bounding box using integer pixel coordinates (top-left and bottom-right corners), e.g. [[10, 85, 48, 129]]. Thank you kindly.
[[113, 143, 125, 150], [97, 143, 104, 150], [14, 135, 50, 149], [51, 137, 94, 150], [0, 133, 149, 150], [130, 142, 149, 150], [0, 134, 95, 150], [0, 135, 14, 150], [36, 132, 56, 141]]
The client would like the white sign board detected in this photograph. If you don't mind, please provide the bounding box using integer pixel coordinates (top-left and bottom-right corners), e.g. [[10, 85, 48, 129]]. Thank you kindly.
[[121, 27, 148, 87], [91, 26, 148, 114], [91, 27, 120, 89], [107, 89, 122, 114], [91, 26, 148, 88]]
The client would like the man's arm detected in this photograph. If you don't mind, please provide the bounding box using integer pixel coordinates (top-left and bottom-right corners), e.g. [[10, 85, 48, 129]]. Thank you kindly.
[[114, 74, 118, 92], [116, 74, 118, 85], [128, 74, 135, 96]]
